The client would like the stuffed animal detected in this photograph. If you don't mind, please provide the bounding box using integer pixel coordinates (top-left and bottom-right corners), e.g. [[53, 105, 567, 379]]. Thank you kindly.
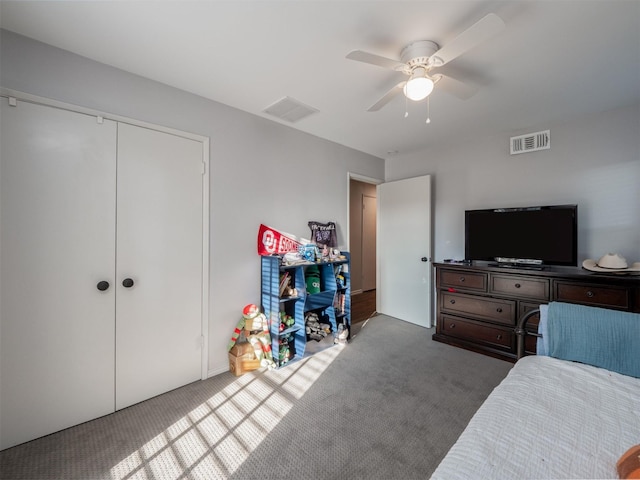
[[280, 312, 295, 331], [279, 334, 292, 364], [334, 323, 349, 344], [228, 304, 276, 370]]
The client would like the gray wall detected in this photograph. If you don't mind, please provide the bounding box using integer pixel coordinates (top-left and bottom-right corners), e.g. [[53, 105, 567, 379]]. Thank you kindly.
[[0, 29, 385, 375], [386, 103, 640, 265]]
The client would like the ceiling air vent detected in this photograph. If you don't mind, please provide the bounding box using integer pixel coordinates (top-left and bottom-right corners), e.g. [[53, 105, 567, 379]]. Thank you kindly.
[[263, 97, 319, 123], [510, 130, 550, 155]]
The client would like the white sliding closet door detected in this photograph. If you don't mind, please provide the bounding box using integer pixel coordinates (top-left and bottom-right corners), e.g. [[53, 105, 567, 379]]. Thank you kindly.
[[0, 100, 117, 450], [115, 123, 203, 410]]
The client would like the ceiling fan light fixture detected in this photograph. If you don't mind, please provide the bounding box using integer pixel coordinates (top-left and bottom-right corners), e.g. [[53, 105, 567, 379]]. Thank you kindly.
[[403, 68, 434, 101]]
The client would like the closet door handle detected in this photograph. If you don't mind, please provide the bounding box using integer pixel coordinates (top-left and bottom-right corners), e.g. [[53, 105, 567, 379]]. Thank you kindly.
[[96, 281, 110, 291], [122, 278, 135, 288]]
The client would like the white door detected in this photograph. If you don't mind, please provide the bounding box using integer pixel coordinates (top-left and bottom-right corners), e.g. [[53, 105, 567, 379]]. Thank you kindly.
[[115, 123, 203, 409], [0, 100, 117, 449], [362, 194, 377, 291], [377, 175, 432, 327]]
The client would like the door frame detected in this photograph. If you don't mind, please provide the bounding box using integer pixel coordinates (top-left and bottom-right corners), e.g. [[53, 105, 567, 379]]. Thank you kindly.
[[346, 172, 382, 295], [361, 193, 377, 291], [346, 172, 382, 250], [0, 88, 211, 381]]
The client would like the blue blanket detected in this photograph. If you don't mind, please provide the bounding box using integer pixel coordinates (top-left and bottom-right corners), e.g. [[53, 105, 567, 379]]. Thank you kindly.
[[544, 302, 640, 378], [536, 305, 549, 356]]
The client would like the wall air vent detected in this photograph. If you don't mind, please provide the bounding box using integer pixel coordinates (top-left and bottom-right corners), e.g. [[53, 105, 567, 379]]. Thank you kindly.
[[262, 97, 319, 123], [510, 130, 550, 155]]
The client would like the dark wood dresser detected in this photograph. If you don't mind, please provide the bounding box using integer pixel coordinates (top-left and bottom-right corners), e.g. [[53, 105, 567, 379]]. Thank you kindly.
[[433, 262, 640, 362]]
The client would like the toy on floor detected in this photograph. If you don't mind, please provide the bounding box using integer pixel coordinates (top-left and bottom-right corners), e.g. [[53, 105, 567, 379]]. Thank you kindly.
[[334, 323, 349, 344], [227, 304, 276, 370]]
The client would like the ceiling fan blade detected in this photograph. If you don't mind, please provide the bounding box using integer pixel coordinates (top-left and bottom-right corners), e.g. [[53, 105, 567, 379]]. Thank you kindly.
[[367, 82, 406, 111], [346, 50, 406, 71], [434, 74, 478, 100], [432, 13, 505, 66]]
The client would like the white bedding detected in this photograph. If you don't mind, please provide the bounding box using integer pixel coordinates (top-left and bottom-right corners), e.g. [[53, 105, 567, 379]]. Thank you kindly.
[[430, 355, 640, 480]]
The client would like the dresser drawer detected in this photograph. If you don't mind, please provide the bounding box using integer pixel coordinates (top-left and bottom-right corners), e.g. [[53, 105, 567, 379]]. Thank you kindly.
[[518, 302, 541, 331], [554, 281, 630, 310], [440, 314, 513, 350], [439, 269, 487, 292], [440, 292, 516, 325], [491, 275, 549, 301]]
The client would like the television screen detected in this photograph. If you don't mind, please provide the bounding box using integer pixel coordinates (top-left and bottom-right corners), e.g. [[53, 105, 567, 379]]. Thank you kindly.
[[465, 205, 578, 266]]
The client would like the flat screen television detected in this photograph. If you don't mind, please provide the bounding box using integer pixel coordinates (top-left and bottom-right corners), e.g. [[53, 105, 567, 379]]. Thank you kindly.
[[464, 204, 578, 267]]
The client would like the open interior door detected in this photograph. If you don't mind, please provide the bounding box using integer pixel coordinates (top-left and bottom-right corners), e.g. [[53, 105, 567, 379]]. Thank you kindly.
[[377, 175, 432, 327]]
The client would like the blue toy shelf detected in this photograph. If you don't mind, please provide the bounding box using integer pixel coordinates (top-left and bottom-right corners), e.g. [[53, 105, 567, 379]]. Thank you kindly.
[[260, 252, 351, 368]]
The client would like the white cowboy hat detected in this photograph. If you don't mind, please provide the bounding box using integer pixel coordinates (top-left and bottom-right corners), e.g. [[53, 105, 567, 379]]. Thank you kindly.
[[582, 253, 640, 273]]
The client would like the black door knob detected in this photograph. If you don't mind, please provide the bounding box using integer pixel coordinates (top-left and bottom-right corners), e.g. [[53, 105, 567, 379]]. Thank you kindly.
[[421, 257, 428, 262], [96, 281, 110, 291], [122, 278, 134, 288]]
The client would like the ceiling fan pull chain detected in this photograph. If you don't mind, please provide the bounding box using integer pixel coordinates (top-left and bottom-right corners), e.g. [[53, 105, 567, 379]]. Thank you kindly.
[[426, 96, 432, 124], [404, 93, 409, 118]]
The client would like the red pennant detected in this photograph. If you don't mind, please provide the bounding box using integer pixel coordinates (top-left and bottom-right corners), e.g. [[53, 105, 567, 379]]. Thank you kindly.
[[257, 224, 304, 256]]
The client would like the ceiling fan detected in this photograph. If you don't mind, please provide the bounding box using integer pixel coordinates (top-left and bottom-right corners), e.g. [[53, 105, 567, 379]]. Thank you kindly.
[[346, 13, 506, 112]]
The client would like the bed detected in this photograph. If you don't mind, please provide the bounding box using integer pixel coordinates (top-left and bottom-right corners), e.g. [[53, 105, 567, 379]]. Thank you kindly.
[[430, 302, 640, 480]]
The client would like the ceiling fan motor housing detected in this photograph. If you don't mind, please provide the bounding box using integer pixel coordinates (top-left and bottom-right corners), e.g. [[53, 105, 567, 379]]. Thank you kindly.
[[401, 40, 440, 68]]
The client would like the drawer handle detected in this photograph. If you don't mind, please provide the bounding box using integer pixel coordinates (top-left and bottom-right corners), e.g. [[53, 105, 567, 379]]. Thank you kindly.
[[459, 276, 465, 282], [496, 334, 502, 340], [450, 299, 456, 304], [449, 323, 455, 329], [514, 283, 521, 288], [586, 291, 595, 298], [496, 307, 503, 313]]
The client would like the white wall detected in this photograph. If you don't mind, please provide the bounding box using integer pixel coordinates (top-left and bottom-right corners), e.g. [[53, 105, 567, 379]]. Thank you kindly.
[[0, 30, 385, 375], [386, 103, 640, 264]]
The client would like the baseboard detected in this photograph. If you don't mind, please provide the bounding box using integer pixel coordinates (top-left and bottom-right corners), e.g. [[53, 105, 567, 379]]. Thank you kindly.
[[207, 365, 229, 378]]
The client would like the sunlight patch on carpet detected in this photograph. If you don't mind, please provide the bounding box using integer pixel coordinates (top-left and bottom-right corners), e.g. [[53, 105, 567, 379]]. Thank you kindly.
[[110, 345, 344, 479]]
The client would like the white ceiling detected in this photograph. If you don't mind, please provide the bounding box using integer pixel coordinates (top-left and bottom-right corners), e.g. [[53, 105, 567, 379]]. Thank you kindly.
[[1, 1, 639, 159]]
